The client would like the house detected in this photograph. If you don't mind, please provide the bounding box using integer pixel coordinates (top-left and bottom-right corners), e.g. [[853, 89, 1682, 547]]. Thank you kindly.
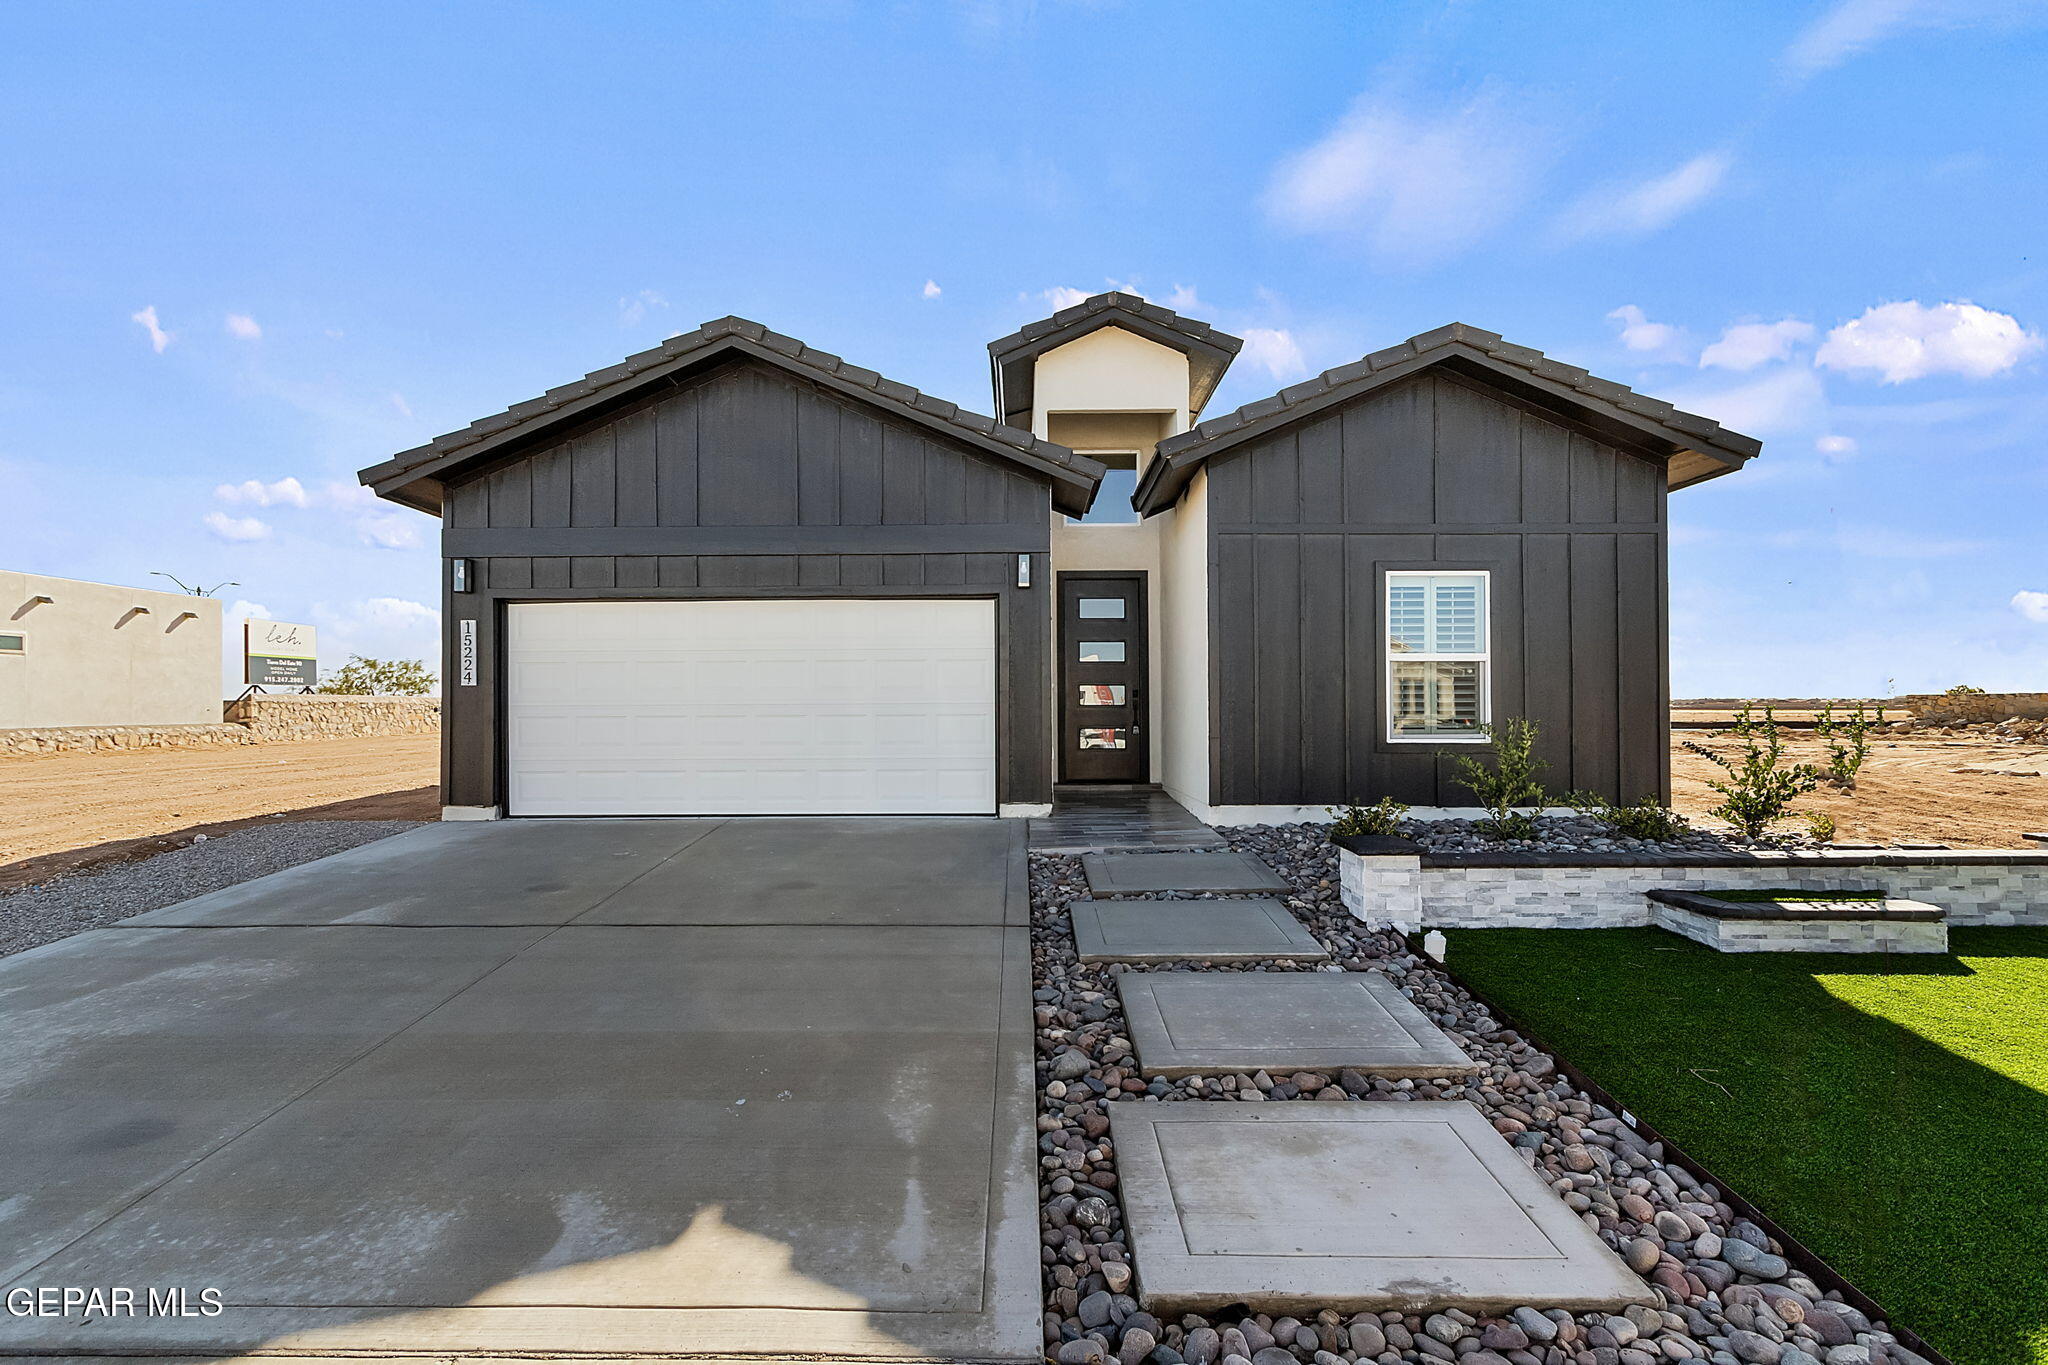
[[0, 571, 223, 730], [358, 293, 1758, 822]]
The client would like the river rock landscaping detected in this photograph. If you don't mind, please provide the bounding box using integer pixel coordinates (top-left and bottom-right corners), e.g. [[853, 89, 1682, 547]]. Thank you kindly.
[[1029, 822, 1938, 1365]]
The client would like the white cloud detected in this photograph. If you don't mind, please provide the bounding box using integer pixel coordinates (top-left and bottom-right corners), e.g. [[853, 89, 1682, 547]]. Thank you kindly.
[[1665, 365, 1829, 436], [1240, 328, 1309, 381], [921, 279, 942, 300], [1165, 285, 1204, 313], [390, 392, 413, 418], [1815, 434, 1859, 461], [1607, 305, 1686, 357], [618, 290, 668, 326], [131, 305, 173, 354], [224, 598, 274, 626], [311, 597, 443, 670], [1816, 300, 2042, 382], [1700, 318, 1816, 371], [225, 313, 262, 340], [2014, 590, 2048, 624], [215, 476, 309, 508], [1264, 90, 1551, 265], [317, 478, 378, 509], [1555, 151, 1732, 243], [357, 512, 424, 550], [203, 511, 271, 542], [1780, 0, 2038, 78], [1038, 286, 1091, 311]]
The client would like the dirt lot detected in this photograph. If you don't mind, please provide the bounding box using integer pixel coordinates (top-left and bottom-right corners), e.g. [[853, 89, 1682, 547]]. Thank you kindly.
[[0, 736, 438, 891], [1673, 731, 2048, 847]]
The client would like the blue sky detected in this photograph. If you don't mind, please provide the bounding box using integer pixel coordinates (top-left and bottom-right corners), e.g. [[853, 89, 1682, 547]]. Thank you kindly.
[[3, 1, 2043, 698]]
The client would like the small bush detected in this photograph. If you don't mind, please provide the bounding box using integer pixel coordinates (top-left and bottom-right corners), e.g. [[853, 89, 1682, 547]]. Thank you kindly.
[[1805, 810, 1839, 843], [1453, 717, 1548, 842], [317, 655, 437, 696], [1568, 791, 1689, 842], [1682, 703, 1823, 840], [1328, 797, 1410, 839], [1814, 702, 1882, 789]]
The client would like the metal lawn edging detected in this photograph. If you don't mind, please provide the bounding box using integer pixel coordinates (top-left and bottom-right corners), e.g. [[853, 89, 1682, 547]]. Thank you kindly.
[[1419, 947, 1956, 1365]]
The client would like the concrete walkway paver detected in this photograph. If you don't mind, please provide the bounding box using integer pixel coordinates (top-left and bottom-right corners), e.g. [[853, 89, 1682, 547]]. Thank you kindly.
[[1081, 849, 1289, 895], [1107, 1101, 1656, 1314], [1069, 898, 1328, 962], [0, 818, 1038, 1362], [1115, 971, 1479, 1078]]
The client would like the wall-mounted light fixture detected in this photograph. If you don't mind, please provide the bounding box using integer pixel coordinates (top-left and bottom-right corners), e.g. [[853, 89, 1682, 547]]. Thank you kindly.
[[452, 557, 474, 593], [1015, 554, 1032, 589]]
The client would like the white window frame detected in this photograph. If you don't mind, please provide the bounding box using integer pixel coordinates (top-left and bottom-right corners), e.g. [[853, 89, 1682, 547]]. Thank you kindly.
[[0, 629, 23, 655], [1384, 570, 1491, 744]]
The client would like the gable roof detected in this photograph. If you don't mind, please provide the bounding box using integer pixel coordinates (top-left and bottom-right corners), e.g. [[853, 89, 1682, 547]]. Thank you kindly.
[[360, 316, 1110, 518], [986, 291, 1243, 430], [1132, 322, 1764, 516]]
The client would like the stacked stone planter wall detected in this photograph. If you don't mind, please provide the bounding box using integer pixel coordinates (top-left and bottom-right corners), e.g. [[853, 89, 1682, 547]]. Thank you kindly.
[[0, 723, 258, 757], [1334, 836, 2048, 933]]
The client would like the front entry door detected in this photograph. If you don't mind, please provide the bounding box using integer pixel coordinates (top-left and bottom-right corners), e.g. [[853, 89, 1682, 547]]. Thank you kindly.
[[1058, 572, 1148, 783]]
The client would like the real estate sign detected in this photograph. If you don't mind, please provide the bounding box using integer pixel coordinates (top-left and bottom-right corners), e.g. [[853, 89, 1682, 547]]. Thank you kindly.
[[244, 619, 318, 687]]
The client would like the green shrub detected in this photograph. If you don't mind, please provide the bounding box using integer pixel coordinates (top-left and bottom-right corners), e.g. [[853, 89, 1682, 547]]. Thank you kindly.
[[1328, 797, 1410, 839], [317, 655, 437, 696], [1814, 702, 1882, 789], [1681, 703, 1823, 839], [1568, 791, 1689, 842], [1453, 717, 1548, 842], [1805, 810, 1838, 843]]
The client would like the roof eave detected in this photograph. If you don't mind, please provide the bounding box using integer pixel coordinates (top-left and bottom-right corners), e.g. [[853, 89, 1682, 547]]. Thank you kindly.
[[362, 330, 1106, 519]]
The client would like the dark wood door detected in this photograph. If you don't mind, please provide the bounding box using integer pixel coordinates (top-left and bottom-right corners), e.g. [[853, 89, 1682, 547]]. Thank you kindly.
[[1059, 572, 1148, 782]]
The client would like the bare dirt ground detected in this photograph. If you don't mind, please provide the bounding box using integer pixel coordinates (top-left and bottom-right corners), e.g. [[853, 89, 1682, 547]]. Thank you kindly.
[[0, 736, 439, 891], [1673, 731, 2048, 847]]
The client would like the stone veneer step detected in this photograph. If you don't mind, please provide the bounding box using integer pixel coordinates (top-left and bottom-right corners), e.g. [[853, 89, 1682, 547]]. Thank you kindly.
[[1115, 971, 1478, 1079], [1646, 888, 1949, 954], [1068, 898, 1327, 963], [1106, 1101, 1656, 1314]]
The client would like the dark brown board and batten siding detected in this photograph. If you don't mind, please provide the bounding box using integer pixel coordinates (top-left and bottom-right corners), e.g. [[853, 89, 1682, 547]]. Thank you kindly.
[[1207, 370, 1669, 808], [436, 358, 1054, 811]]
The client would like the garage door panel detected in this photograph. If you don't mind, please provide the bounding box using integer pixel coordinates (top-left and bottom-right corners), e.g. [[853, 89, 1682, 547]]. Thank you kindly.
[[506, 600, 997, 816]]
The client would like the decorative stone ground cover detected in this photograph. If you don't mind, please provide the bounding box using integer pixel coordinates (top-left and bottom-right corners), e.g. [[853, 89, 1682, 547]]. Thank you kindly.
[[1114, 971, 1478, 1079], [1031, 822, 1939, 1365]]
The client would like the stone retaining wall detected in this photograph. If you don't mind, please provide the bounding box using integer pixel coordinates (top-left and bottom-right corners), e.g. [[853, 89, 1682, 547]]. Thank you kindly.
[[222, 695, 440, 741], [1335, 840, 2048, 933], [1648, 900, 1949, 954], [0, 723, 258, 757], [1899, 690, 2048, 723], [2, 696, 441, 756]]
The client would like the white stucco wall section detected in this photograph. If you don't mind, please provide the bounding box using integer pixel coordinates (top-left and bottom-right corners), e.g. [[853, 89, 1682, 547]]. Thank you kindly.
[[1030, 326, 1190, 462], [0, 571, 223, 728], [1156, 469, 1209, 813]]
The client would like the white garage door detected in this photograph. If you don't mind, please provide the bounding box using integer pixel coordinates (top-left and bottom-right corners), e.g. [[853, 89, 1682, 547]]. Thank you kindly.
[[505, 599, 997, 816]]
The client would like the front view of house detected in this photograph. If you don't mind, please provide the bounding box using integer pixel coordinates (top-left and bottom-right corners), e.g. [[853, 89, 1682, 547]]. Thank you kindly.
[[359, 293, 1758, 822]]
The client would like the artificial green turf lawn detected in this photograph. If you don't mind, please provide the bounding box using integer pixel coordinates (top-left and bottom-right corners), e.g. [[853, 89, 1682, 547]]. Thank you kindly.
[[1445, 927, 2048, 1365], [1706, 888, 1885, 903]]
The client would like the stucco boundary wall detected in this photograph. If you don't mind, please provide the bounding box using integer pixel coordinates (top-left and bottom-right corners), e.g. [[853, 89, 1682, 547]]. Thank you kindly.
[[2, 697, 441, 756], [1332, 836, 2048, 932]]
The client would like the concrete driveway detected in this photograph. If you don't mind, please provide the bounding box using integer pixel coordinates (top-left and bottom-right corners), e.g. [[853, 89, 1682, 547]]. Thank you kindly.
[[0, 818, 1038, 1361]]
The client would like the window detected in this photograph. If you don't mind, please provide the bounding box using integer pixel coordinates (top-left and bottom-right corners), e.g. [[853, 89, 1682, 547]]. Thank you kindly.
[[1078, 597, 1126, 618], [1078, 684, 1126, 706], [0, 632, 22, 654], [1385, 572, 1488, 741], [1077, 641, 1125, 663], [1078, 728, 1128, 749]]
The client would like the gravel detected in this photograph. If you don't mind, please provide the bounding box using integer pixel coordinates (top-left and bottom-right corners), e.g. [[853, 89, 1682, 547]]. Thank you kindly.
[[0, 820, 424, 960], [1029, 824, 1933, 1365], [1331, 813, 1820, 858]]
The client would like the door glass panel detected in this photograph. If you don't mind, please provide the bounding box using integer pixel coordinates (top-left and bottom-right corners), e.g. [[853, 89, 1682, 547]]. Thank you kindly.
[[1078, 684, 1126, 706], [1077, 597, 1126, 619], [1078, 728, 1128, 749], [1077, 640, 1125, 663]]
